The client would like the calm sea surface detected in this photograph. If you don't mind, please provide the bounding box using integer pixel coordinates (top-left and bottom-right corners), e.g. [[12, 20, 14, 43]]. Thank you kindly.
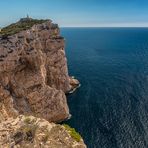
[[61, 28, 148, 148]]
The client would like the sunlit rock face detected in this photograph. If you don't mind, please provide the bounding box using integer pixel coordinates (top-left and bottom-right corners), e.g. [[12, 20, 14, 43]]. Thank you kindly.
[[0, 20, 76, 122], [0, 115, 86, 148]]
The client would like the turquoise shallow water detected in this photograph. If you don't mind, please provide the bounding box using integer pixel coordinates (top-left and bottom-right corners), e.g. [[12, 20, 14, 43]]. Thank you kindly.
[[61, 28, 148, 148]]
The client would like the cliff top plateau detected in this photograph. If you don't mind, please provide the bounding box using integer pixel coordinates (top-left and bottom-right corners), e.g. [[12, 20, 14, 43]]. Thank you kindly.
[[0, 17, 50, 37]]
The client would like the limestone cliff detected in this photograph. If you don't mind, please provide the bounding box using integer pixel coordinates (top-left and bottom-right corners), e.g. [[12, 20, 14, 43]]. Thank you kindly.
[[0, 19, 85, 147], [0, 19, 79, 122]]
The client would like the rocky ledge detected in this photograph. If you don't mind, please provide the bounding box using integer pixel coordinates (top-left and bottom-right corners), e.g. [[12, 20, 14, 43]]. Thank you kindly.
[[0, 18, 85, 147], [0, 115, 86, 148]]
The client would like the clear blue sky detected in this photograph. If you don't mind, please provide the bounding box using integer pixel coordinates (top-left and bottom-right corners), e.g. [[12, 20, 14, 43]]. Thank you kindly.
[[0, 0, 148, 27]]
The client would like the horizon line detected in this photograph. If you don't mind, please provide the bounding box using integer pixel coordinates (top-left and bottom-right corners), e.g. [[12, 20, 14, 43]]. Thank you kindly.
[[61, 26, 148, 28]]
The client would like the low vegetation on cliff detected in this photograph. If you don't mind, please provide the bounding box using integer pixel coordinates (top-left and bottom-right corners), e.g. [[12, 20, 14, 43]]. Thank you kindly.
[[63, 124, 82, 142], [0, 19, 48, 37], [0, 116, 86, 147]]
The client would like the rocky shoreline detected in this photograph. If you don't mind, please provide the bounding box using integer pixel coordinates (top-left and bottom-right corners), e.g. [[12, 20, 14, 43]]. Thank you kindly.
[[67, 76, 81, 94]]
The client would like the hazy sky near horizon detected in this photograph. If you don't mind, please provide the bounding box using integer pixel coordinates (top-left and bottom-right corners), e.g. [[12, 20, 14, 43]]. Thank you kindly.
[[0, 0, 148, 27]]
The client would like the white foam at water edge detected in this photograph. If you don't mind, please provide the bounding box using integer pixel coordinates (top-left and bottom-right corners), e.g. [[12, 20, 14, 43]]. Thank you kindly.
[[69, 84, 81, 94]]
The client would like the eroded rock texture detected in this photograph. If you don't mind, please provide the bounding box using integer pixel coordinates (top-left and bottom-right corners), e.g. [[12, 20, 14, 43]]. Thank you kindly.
[[0, 20, 78, 122], [0, 115, 86, 148]]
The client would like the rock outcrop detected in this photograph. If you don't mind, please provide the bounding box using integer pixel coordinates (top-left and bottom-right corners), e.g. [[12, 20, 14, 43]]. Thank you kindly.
[[0, 115, 86, 148], [0, 19, 79, 122], [0, 19, 85, 147]]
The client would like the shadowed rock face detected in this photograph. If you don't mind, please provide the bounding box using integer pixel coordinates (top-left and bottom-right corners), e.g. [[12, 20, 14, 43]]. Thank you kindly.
[[0, 20, 75, 122]]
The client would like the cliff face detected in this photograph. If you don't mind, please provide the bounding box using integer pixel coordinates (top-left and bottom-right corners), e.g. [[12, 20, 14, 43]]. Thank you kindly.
[[0, 20, 78, 122]]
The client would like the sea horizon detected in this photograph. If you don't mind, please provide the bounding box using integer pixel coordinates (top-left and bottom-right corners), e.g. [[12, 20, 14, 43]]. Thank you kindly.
[[61, 26, 148, 28]]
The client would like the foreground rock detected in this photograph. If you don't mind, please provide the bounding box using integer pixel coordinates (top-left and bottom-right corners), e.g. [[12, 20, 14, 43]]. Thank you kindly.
[[0, 115, 86, 148], [0, 19, 79, 122]]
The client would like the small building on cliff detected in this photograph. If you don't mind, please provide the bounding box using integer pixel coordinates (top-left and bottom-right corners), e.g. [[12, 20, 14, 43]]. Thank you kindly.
[[20, 14, 33, 22]]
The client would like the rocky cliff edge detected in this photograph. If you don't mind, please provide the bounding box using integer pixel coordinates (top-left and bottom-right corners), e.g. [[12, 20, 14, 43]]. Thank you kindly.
[[0, 19, 85, 147], [0, 19, 79, 123], [0, 115, 86, 148]]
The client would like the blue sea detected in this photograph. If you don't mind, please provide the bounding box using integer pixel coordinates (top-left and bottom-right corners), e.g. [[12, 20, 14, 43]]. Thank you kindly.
[[61, 28, 148, 148]]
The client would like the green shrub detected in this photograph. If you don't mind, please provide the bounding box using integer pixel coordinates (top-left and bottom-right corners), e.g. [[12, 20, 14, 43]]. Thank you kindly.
[[63, 124, 82, 142], [23, 117, 32, 124], [42, 131, 49, 143], [20, 122, 38, 141], [20, 116, 39, 141]]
